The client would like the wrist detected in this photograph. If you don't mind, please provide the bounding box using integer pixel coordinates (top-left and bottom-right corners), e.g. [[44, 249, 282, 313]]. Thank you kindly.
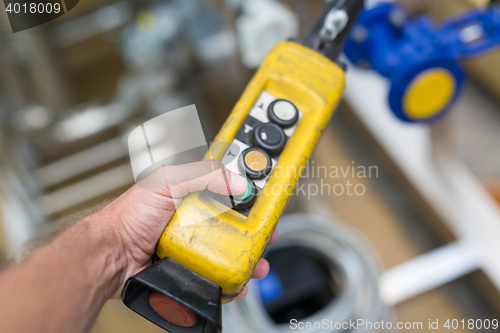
[[89, 193, 152, 295], [57, 212, 130, 300]]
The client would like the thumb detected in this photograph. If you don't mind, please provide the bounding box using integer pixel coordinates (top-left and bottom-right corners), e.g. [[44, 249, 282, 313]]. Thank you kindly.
[[137, 160, 249, 199]]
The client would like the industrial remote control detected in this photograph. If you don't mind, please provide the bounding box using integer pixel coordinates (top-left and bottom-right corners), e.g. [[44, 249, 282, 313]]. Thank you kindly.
[[121, 1, 364, 332]]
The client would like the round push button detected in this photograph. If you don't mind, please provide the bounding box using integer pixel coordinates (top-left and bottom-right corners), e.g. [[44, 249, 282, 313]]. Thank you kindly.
[[268, 99, 299, 128], [239, 147, 272, 180], [149, 293, 198, 327], [252, 123, 286, 155], [233, 180, 258, 210]]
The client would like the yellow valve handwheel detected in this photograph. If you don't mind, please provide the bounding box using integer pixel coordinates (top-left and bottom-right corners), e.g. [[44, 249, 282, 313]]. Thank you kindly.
[[403, 68, 456, 120]]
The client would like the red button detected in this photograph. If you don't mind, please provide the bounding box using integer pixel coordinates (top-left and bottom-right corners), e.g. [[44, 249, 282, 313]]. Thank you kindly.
[[149, 293, 198, 327]]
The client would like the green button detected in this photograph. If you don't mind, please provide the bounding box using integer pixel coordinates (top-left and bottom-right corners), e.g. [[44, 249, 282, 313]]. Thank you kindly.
[[234, 181, 252, 200]]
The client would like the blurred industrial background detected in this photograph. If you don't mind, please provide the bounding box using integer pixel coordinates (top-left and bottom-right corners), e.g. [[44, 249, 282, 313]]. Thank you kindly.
[[0, 0, 500, 332]]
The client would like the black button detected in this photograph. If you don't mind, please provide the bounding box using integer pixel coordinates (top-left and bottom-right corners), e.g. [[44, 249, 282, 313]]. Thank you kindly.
[[252, 123, 286, 154], [239, 147, 272, 180], [268, 99, 299, 128], [233, 180, 258, 210]]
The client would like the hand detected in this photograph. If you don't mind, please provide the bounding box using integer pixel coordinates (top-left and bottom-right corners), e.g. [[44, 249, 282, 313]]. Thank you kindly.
[[100, 160, 277, 299]]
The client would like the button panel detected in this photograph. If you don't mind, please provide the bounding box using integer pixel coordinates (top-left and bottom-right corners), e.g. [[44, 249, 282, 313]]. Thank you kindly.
[[221, 91, 302, 215]]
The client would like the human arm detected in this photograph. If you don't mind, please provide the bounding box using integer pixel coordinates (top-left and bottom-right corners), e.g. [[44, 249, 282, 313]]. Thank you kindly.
[[0, 161, 274, 333]]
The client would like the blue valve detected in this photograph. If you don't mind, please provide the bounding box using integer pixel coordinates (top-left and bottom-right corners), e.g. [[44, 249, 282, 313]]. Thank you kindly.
[[344, 3, 500, 123]]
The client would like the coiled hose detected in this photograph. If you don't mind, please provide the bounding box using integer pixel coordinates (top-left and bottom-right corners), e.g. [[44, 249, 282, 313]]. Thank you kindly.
[[223, 214, 397, 333]]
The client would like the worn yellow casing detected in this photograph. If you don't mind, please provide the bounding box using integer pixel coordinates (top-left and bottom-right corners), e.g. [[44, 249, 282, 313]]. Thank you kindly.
[[156, 41, 345, 302]]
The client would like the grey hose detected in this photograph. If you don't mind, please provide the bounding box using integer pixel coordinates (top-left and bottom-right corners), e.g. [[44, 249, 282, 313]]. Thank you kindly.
[[223, 214, 397, 333]]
